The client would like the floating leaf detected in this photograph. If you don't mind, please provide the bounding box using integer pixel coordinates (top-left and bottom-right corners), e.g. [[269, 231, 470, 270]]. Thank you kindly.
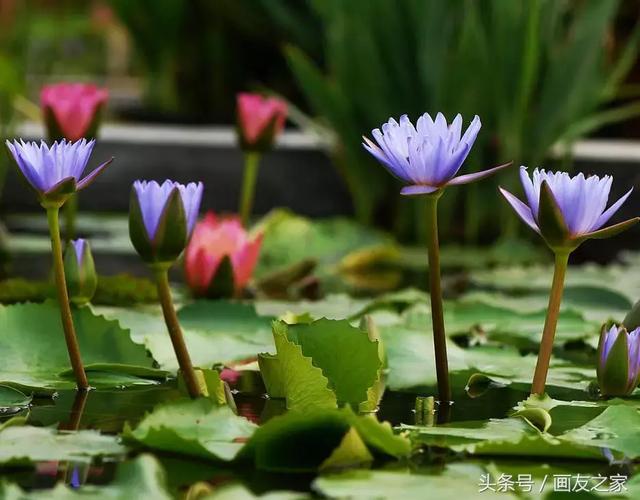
[[267, 319, 382, 411], [0, 424, 125, 465], [238, 407, 409, 472], [313, 463, 508, 499], [0, 454, 172, 499], [109, 301, 274, 370], [0, 386, 31, 409], [124, 398, 257, 462], [0, 302, 166, 393]]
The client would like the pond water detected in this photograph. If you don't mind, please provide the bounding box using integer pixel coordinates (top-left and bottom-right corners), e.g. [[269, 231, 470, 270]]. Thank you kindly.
[[1, 371, 633, 496]]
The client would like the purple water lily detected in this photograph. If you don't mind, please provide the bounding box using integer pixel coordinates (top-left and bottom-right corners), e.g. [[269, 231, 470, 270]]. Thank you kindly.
[[132, 180, 203, 240], [363, 113, 510, 195], [598, 324, 640, 396], [6, 139, 112, 197], [500, 167, 634, 240]]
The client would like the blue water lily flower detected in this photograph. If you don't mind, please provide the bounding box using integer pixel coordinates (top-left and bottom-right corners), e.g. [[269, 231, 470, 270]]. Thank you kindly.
[[597, 324, 640, 397], [6, 139, 113, 205], [500, 167, 637, 250], [363, 113, 510, 195], [129, 180, 203, 264]]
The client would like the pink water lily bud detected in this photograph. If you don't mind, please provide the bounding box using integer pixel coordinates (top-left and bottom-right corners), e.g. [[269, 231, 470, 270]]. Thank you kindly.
[[41, 83, 109, 141], [236, 93, 287, 152], [184, 212, 263, 298]]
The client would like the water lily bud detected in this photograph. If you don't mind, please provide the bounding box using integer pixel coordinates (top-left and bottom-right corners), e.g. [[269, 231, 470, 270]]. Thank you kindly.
[[129, 180, 203, 265], [64, 239, 97, 306], [184, 212, 262, 298], [5, 139, 113, 208], [41, 83, 108, 141], [236, 93, 287, 152], [597, 324, 640, 397]]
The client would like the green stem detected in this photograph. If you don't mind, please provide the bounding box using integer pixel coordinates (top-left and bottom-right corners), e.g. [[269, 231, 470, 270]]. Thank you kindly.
[[46, 207, 89, 390], [425, 193, 451, 402], [64, 193, 78, 242], [153, 266, 202, 398], [239, 152, 261, 226], [531, 251, 570, 395]]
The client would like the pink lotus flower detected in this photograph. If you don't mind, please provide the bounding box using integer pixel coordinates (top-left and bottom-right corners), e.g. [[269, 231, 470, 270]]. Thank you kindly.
[[41, 83, 109, 141], [236, 93, 287, 152], [184, 212, 263, 297]]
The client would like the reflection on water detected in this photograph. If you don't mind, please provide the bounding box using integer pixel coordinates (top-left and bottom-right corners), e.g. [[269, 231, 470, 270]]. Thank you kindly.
[[0, 369, 634, 495]]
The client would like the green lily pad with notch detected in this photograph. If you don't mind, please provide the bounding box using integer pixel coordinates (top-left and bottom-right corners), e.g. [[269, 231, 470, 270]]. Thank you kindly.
[[266, 319, 383, 411], [0, 424, 126, 466], [123, 398, 257, 462], [237, 406, 409, 473], [0, 302, 166, 393], [0, 454, 172, 499]]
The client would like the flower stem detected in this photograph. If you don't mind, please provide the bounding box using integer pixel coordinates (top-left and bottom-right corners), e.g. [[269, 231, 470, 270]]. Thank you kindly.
[[64, 193, 78, 242], [425, 193, 451, 402], [153, 266, 202, 398], [531, 251, 570, 395], [46, 207, 89, 390], [239, 151, 261, 227]]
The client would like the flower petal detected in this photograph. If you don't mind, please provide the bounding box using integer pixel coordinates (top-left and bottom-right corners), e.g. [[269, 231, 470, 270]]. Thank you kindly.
[[593, 187, 633, 231], [400, 185, 439, 196], [499, 187, 540, 232], [447, 161, 512, 186], [76, 157, 114, 191]]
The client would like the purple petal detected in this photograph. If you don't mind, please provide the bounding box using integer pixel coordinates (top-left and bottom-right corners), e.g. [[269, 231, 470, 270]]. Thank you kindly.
[[602, 325, 619, 363], [499, 187, 540, 232], [448, 162, 512, 186], [520, 167, 538, 214], [459, 115, 481, 148], [77, 157, 114, 191], [71, 239, 86, 266], [134, 180, 177, 239], [593, 187, 633, 231], [363, 136, 411, 182], [400, 184, 439, 196], [6, 140, 45, 191], [178, 182, 204, 235]]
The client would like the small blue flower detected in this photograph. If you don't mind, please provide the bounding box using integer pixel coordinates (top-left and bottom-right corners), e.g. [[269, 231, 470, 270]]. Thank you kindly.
[[500, 167, 637, 249], [133, 180, 203, 240], [363, 113, 509, 195], [6, 139, 112, 201]]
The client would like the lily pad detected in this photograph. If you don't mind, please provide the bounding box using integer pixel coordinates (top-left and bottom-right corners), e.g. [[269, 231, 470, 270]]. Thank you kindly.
[[110, 302, 275, 371], [313, 463, 516, 500], [0, 424, 125, 465], [124, 398, 257, 462], [0, 454, 172, 499], [238, 407, 409, 472], [0, 386, 31, 409], [0, 302, 166, 393], [267, 319, 383, 411]]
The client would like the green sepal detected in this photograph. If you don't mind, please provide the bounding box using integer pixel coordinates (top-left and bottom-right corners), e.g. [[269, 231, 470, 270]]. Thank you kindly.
[[597, 324, 633, 396], [237, 114, 280, 153], [578, 218, 640, 243], [203, 255, 236, 299], [537, 181, 572, 250], [40, 176, 77, 208], [64, 240, 97, 306], [152, 188, 187, 263], [129, 186, 154, 262]]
